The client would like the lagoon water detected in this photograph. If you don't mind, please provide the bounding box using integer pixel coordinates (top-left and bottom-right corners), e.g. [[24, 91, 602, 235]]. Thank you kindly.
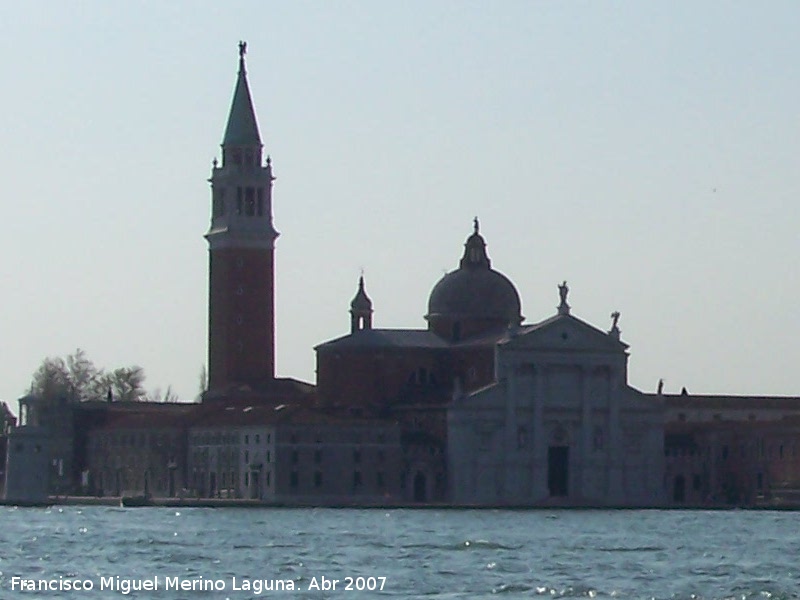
[[1, 506, 799, 599]]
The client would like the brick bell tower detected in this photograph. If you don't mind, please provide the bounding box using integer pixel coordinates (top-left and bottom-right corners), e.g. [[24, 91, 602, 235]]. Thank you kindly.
[[206, 42, 278, 392]]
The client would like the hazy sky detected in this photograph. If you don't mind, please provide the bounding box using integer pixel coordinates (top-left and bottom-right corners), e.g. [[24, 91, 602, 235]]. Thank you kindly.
[[1, 2, 798, 412]]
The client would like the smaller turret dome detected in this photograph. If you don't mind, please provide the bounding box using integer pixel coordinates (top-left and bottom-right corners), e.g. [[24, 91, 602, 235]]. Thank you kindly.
[[350, 276, 373, 333], [350, 276, 372, 312]]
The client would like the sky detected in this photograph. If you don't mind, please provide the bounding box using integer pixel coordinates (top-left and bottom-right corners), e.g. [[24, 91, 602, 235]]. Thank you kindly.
[[1, 2, 798, 413]]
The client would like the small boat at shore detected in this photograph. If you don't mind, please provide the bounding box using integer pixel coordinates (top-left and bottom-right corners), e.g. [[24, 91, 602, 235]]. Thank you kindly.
[[120, 494, 152, 507]]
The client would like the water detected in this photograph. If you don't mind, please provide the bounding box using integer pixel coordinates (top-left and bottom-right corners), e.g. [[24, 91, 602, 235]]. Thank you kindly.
[[1, 507, 799, 599]]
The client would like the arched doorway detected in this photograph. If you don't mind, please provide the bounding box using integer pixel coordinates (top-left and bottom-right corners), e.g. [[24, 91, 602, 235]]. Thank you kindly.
[[413, 471, 427, 503]]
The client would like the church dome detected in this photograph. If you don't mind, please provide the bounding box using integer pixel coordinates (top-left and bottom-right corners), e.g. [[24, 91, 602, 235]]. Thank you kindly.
[[426, 220, 522, 339]]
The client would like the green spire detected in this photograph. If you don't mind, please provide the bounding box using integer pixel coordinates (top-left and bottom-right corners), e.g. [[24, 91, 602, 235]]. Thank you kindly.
[[222, 41, 262, 147]]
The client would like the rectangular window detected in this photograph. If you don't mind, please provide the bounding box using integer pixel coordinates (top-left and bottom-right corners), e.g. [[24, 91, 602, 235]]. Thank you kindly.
[[353, 450, 361, 464], [292, 450, 299, 465], [290, 471, 298, 489], [314, 471, 322, 488], [353, 471, 362, 490], [256, 434, 260, 444], [236, 187, 243, 215], [377, 471, 385, 489], [314, 450, 322, 464]]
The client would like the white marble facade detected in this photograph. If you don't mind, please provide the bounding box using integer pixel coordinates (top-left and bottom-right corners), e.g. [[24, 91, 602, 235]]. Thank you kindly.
[[448, 309, 665, 506]]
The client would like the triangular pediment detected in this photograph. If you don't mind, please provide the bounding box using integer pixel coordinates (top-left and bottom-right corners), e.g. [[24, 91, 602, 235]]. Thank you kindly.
[[501, 313, 628, 354]]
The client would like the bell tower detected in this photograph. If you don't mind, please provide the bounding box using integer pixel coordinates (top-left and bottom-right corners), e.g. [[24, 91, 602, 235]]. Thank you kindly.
[[206, 42, 278, 392]]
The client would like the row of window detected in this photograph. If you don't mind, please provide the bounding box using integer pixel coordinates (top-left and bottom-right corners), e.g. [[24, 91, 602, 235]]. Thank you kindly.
[[288, 432, 388, 445], [190, 448, 272, 464], [666, 443, 799, 460], [190, 469, 272, 498], [290, 448, 386, 465], [244, 433, 269, 445], [212, 187, 267, 218], [223, 148, 262, 168], [95, 433, 175, 448], [191, 431, 272, 446], [289, 470, 387, 492], [190, 431, 393, 448]]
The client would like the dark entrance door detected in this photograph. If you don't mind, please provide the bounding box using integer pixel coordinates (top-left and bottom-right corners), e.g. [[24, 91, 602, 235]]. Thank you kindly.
[[673, 475, 686, 502], [413, 471, 427, 502], [251, 472, 260, 499], [548, 446, 569, 497]]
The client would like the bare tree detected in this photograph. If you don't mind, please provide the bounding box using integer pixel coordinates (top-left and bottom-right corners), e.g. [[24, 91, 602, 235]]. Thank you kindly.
[[197, 364, 208, 400], [147, 385, 180, 403]]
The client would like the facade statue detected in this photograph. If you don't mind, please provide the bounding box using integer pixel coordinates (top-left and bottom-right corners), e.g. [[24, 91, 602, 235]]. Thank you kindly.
[[558, 281, 569, 304]]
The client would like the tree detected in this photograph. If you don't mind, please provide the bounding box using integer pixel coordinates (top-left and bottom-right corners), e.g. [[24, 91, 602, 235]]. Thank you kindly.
[[66, 348, 101, 400], [30, 356, 72, 401], [106, 366, 146, 403], [27, 350, 152, 403]]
